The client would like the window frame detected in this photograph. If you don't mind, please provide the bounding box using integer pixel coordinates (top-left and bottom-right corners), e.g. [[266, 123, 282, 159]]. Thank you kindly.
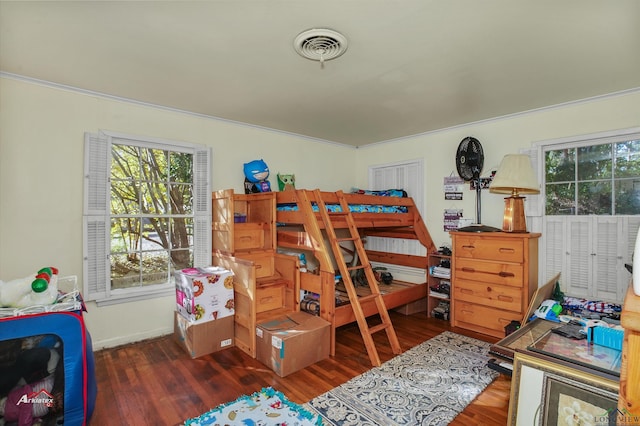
[[532, 127, 640, 303], [83, 130, 211, 306]]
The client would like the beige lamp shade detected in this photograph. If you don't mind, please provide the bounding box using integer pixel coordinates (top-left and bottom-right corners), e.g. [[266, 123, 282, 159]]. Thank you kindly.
[[489, 154, 540, 196], [490, 154, 540, 232]]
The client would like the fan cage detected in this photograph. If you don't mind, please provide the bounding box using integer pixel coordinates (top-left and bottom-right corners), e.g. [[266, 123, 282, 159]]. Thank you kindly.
[[456, 137, 484, 181]]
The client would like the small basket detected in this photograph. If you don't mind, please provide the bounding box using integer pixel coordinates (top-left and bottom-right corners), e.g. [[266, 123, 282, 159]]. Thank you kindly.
[[0, 275, 83, 318]]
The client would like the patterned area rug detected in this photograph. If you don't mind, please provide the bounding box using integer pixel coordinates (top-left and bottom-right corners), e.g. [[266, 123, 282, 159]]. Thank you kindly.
[[305, 331, 498, 426], [184, 387, 322, 426]]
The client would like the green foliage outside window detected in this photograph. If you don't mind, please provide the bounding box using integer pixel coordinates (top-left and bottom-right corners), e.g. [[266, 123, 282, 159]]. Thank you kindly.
[[545, 140, 640, 215], [110, 144, 194, 289]]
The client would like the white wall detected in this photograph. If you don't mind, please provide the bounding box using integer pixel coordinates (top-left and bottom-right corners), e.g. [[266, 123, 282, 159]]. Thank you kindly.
[[355, 91, 640, 249], [0, 77, 356, 349]]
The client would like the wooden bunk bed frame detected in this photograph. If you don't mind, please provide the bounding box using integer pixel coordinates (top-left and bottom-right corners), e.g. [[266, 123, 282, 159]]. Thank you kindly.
[[275, 189, 437, 355]]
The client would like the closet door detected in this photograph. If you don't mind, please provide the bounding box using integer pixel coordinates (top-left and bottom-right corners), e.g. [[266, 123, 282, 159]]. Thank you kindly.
[[368, 160, 425, 257], [367, 160, 426, 283], [369, 159, 424, 216]]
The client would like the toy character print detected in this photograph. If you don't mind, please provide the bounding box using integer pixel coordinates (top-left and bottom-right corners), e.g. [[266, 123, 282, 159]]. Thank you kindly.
[[243, 159, 272, 194]]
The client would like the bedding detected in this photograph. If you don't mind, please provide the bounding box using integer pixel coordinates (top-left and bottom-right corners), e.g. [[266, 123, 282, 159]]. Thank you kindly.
[[350, 188, 407, 197], [277, 188, 409, 213], [277, 203, 408, 213]]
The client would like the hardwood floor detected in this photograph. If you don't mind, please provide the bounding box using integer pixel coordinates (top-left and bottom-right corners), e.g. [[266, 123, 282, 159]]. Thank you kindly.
[[90, 312, 511, 425]]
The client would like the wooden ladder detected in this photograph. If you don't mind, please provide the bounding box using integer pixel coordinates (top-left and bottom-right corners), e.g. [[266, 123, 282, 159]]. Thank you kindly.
[[314, 189, 402, 366]]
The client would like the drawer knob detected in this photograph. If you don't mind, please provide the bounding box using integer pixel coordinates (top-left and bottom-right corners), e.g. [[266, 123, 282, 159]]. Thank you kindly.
[[498, 271, 515, 278], [498, 295, 514, 302], [462, 245, 475, 250], [498, 248, 515, 253], [462, 267, 476, 273], [460, 288, 473, 295]]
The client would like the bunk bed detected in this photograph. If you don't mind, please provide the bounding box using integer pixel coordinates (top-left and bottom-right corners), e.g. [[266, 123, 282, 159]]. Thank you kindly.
[[275, 189, 437, 355]]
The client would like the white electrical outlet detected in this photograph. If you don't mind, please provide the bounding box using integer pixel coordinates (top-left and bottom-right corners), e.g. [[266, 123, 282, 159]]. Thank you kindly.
[[221, 338, 232, 347]]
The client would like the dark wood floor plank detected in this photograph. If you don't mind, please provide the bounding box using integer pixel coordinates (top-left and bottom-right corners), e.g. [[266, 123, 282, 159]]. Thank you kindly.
[[90, 312, 510, 425]]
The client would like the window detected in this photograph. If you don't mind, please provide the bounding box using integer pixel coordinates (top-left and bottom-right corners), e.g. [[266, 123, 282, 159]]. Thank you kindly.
[[83, 131, 211, 305], [537, 128, 640, 303], [545, 141, 640, 215]]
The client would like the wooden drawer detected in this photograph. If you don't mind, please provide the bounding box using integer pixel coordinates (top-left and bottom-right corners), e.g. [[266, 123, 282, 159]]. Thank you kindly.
[[454, 301, 522, 338], [234, 223, 266, 250], [454, 258, 523, 287], [242, 252, 274, 278], [453, 279, 522, 312], [256, 285, 284, 313], [300, 271, 322, 295], [454, 235, 523, 263]]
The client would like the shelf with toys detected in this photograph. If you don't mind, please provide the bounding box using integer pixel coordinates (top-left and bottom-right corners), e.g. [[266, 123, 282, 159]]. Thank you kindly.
[[427, 246, 451, 322]]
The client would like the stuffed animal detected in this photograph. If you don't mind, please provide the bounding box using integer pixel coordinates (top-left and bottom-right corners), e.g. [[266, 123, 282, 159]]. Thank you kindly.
[[277, 173, 295, 191], [243, 159, 271, 194], [0, 346, 62, 425], [0, 267, 59, 308]]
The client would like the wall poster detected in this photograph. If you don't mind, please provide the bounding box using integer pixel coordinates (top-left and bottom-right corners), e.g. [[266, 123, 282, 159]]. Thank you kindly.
[[443, 209, 463, 231], [443, 176, 464, 200]]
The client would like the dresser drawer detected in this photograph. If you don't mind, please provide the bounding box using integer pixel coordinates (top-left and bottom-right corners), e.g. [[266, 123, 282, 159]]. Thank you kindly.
[[454, 301, 522, 338], [454, 257, 523, 287], [454, 279, 522, 312], [454, 235, 523, 263]]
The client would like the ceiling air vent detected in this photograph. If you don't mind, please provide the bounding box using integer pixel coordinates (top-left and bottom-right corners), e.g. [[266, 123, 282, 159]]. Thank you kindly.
[[293, 28, 348, 66]]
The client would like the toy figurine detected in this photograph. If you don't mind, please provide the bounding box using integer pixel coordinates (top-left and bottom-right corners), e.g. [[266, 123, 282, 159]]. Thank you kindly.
[[243, 159, 272, 194], [277, 173, 296, 191]]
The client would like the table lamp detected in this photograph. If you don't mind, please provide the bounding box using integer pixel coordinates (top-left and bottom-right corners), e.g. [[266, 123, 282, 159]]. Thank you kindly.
[[489, 154, 540, 233]]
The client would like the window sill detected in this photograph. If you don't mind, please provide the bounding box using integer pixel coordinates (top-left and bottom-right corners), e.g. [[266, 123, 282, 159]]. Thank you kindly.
[[95, 287, 175, 307]]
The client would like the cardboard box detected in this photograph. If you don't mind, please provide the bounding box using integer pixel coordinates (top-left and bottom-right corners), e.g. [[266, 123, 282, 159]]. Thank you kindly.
[[175, 266, 234, 323], [256, 311, 330, 377], [173, 312, 234, 358]]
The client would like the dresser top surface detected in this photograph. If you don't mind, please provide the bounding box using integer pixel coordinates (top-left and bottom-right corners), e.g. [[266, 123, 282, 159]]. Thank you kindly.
[[450, 231, 541, 239]]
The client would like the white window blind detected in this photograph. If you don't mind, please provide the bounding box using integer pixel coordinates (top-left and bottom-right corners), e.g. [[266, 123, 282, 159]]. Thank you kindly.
[[83, 132, 110, 301]]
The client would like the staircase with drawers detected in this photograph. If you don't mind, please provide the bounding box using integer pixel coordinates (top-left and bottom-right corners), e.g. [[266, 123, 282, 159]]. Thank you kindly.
[[450, 231, 540, 339], [211, 189, 300, 358]]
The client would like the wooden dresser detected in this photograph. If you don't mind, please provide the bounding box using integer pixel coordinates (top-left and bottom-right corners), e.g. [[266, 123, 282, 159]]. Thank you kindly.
[[619, 284, 640, 415], [450, 231, 540, 338]]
